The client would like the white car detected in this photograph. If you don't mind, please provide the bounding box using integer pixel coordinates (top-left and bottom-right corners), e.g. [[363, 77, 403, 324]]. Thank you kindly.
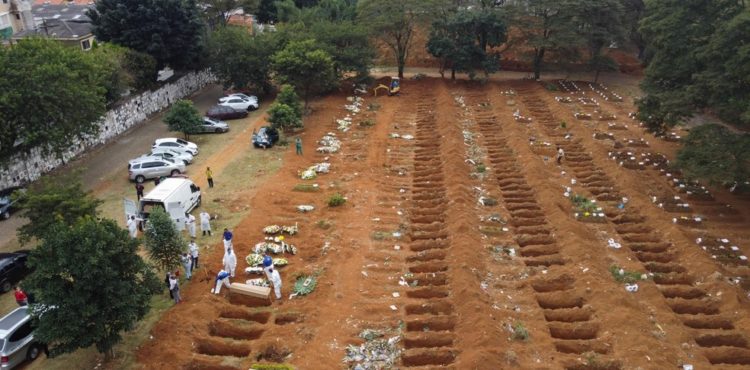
[[148, 148, 194, 164], [218, 95, 259, 111], [152, 138, 198, 155]]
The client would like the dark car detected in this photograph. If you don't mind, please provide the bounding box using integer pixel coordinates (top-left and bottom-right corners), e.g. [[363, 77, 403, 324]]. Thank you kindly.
[[0, 187, 25, 220], [0, 251, 31, 292], [252, 126, 280, 148], [206, 105, 249, 120]]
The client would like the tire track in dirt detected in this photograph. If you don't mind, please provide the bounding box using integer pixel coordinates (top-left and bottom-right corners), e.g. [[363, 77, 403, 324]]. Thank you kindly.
[[516, 82, 750, 368]]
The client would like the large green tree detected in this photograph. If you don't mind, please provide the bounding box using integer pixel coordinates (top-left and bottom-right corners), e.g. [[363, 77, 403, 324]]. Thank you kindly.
[[0, 38, 107, 160], [164, 100, 203, 139], [17, 173, 102, 244], [576, 0, 626, 83], [24, 217, 160, 358], [208, 26, 276, 94], [88, 0, 205, 70], [143, 207, 186, 272], [358, 0, 446, 78], [637, 0, 744, 131], [676, 124, 750, 185], [271, 39, 336, 108]]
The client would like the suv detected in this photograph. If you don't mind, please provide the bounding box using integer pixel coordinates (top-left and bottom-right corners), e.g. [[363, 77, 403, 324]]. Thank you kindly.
[[0, 188, 25, 221], [0, 251, 30, 293], [252, 126, 280, 149], [128, 158, 186, 183], [0, 307, 43, 368], [152, 138, 198, 156]]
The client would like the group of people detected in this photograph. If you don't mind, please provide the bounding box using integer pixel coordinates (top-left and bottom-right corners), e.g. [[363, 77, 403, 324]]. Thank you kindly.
[[184, 210, 213, 238]]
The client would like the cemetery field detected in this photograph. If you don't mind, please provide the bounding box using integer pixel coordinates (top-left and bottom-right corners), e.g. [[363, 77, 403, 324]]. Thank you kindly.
[[136, 77, 750, 370]]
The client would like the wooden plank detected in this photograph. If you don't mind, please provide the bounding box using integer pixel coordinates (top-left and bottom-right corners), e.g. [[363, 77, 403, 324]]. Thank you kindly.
[[230, 282, 271, 299]]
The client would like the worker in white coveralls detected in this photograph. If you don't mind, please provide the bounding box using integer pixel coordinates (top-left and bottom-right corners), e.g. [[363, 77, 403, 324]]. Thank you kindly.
[[199, 210, 212, 236], [268, 267, 282, 300], [223, 247, 237, 277], [185, 212, 196, 238], [211, 269, 231, 294], [127, 215, 138, 238]]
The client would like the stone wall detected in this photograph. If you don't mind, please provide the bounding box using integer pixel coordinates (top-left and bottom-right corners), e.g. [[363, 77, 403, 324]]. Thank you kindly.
[[0, 70, 217, 189]]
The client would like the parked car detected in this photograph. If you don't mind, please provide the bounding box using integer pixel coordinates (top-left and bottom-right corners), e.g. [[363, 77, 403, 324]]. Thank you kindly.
[[128, 158, 186, 183], [148, 148, 193, 164], [0, 306, 44, 369], [206, 105, 249, 121], [219, 93, 258, 105], [218, 95, 259, 111], [189, 117, 230, 134], [0, 187, 25, 220], [252, 126, 280, 149], [0, 250, 31, 293], [152, 138, 198, 156]]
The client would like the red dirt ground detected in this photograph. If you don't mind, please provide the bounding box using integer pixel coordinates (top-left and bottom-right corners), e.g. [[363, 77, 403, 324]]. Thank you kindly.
[[136, 77, 750, 369]]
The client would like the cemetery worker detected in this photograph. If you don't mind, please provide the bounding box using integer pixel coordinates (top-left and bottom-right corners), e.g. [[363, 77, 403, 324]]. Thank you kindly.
[[199, 210, 212, 236], [269, 267, 282, 300], [180, 252, 192, 280], [212, 269, 231, 294], [14, 287, 28, 306], [185, 212, 197, 238], [206, 167, 214, 188], [223, 247, 237, 277], [135, 183, 145, 200], [223, 228, 233, 251], [165, 272, 173, 299], [189, 239, 199, 270], [169, 273, 181, 304], [127, 215, 138, 238], [556, 146, 565, 164], [262, 254, 274, 280], [295, 137, 303, 155]]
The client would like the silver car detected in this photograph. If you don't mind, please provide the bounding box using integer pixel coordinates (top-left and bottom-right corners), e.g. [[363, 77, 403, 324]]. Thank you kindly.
[[147, 148, 193, 164], [128, 157, 186, 183], [0, 307, 43, 369]]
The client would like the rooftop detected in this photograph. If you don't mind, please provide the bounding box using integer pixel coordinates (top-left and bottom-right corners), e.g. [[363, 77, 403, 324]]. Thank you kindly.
[[13, 3, 93, 40]]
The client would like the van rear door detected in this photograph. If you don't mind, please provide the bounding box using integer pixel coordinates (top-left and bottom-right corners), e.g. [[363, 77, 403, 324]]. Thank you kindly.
[[166, 202, 185, 231]]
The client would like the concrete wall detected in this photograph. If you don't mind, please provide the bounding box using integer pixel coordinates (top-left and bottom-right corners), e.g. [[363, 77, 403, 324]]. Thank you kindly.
[[0, 69, 217, 189]]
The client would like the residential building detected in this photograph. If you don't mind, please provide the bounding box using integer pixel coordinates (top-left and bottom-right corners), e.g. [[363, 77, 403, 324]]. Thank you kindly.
[[10, 1, 94, 50]]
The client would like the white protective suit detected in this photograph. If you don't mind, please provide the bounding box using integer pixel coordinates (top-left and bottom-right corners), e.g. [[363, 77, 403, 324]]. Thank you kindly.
[[199, 211, 211, 234], [212, 270, 231, 294], [269, 269, 282, 300], [185, 214, 196, 238], [223, 249, 237, 277], [127, 217, 138, 238]]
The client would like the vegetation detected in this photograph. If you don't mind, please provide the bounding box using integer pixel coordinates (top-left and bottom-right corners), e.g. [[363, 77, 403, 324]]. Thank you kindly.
[[272, 40, 337, 108], [609, 265, 643, 284], [164, 100, 203, 139], [143, 207, 187, 272], [24, 217, 160, 358], [327, 193, 346, 207], [675, 125, 750, 185], [570, 194, 598, 213], [208, 26, 277, 94], [0, 38, 108, 161], [277, 84, 303, 118], [511, 321, 530, 341], [202, 0, 259, 28], [89, 0, 206, 70], [17, 173, 102, 244]]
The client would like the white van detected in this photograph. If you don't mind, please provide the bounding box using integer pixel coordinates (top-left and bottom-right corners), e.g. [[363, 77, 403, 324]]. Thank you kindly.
[[138, 178, 201, 230]]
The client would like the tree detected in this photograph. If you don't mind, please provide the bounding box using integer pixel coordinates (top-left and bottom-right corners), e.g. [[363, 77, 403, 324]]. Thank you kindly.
[[256, 0, 277, 23], [637, 0, 744, 131], [23, 216, 160, 358], [17, 173, 102, 244], [358, 0, 446, 78], [576, 0, 626, 83], [268, 103, 301, 130], [277, 84, 303, 118], [271, 40, 337, 109], [164, 100, 203, 139], [207, 26, 276, 94], [88, 0, 205, 70], [676, 124, 750, 185], [0, 38, 107, 161], [309, 20, 375, 79], [143, 207, 186, 272], [202, 0, 259, 28], [509, 0, 582, 80], [122, 48, 159, 92]]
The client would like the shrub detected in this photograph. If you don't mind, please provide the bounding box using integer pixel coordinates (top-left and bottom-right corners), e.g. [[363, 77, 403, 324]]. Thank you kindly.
[[327, 193, 346, 207], [511, 322, 529, 341]]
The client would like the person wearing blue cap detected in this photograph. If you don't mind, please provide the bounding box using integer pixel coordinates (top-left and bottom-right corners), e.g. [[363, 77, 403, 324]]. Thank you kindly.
[[212, 269, 231, 294], [262, 254, 274, 280]]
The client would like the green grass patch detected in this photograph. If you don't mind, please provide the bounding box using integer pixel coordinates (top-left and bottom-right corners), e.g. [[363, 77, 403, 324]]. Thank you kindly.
[[479, 226, 506, 235], [609, 265, 644, 284], [327, 193, 346, 207], [511, 321, 530, 341], [570, 194, 598, 213], [475, 163, 486, 173], [293, 183, 320, 192]]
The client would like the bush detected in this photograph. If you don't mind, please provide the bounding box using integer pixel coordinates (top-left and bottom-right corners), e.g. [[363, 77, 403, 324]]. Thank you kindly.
[[476, 163, 486, 173], [327, 193, 346, 207], [268, 103, 302, 130], [511, 322, 529, 341]]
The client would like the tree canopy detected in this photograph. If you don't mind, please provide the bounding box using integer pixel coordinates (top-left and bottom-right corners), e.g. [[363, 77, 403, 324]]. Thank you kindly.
[[675, 125, 750, 185], [143, 207, 186, 272], [164, 100, 203, 139], [207, 26, 276, 94], [24, 216, 160, 358], [89, 0, 206, 70], [271, 39, 337, 108], [0, 38, 107, 161], [16, 173, 102, 245]]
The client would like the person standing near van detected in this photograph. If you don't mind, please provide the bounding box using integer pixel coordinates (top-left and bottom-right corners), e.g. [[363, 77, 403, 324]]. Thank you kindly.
[[199, 210, 212, 236], [206, 167, 214, 188], [185, 213, 196, 238], [180, 252, 192, 280], [14, 287, 28, 306], [135, 183, 144, 200], [189, 239, 199, 270], [127, 215, 138, 238]]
